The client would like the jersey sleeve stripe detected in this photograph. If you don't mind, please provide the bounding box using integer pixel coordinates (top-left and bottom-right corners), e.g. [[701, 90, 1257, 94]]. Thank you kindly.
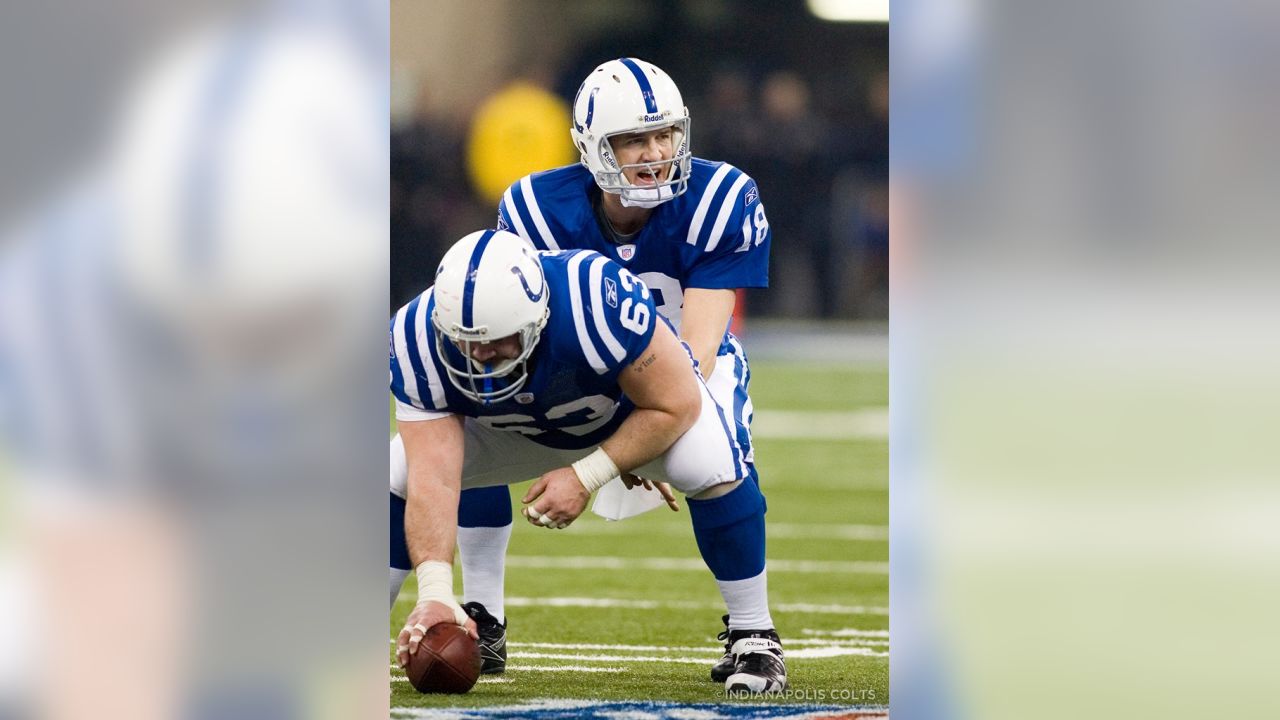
[[587, 256, 627, 363], [704, 173, 752, 253], [686, 163, 736, 246], [520, 176, 561, 251], [392, 302, 425, 409], [390, 316, 410, 406], [418, 291, 449, 408], [566, 252, 610, 374], [502, 186, 534, 245]]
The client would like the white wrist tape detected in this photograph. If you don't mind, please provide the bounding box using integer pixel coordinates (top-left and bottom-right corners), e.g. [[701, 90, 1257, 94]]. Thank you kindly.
[[572, 447, 620, 494], [414, 560, 468, 625], [415, 560, 454, 604]]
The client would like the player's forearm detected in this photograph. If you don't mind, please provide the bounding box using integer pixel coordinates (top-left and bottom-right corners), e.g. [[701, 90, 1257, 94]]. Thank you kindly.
[[404, 473, 459, 567], [680, 288, 736, 380]]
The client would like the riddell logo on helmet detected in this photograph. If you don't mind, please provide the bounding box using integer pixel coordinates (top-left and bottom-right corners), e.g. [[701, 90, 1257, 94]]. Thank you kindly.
[[639, 112, 668, 122]]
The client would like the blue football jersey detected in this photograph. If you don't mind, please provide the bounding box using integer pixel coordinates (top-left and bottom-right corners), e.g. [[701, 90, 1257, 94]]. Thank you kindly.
[[390, 250, 660, 450], [496, 159, 770, 336]]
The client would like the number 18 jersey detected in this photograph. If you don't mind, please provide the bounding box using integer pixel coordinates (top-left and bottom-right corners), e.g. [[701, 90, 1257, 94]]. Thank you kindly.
[[497, 159, 770, 338]]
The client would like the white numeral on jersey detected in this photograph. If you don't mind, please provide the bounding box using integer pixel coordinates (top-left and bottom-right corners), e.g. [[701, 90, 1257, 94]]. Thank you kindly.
[[753, 204, 769, 246], [737, 203, 770, 252], [637, 271, 684, 331], [617, 269, 652, 334], [618, 269, 651, 299], [619, 298, 650, 335]]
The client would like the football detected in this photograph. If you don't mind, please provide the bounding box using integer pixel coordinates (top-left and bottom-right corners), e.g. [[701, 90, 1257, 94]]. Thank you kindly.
[[405, 624, 482, 694]]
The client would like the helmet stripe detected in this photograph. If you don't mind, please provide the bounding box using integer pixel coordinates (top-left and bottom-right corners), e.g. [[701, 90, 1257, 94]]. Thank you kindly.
[[618, 58, 658, 114], [461, 229, 497, 328], [585, 87, 598, 129]]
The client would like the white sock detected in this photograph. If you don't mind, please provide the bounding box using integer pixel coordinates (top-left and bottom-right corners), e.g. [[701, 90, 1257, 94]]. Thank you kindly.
[[718, 569, 774, 631], [458, 524, 512, 623], [389, 567, 411, 610]]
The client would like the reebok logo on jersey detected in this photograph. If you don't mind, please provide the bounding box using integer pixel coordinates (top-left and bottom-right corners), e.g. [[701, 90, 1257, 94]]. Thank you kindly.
[[744, 186, 759, 207], [604, 277, 619, 308], [496, 213, 509, 231]]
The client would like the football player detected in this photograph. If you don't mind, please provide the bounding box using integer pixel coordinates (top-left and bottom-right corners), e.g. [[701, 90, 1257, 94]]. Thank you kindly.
[[391, 230, 786, 693], [391, 58, 779, 686]]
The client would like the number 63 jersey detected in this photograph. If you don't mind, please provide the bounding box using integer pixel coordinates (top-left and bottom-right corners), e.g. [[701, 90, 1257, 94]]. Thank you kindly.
[[497, 159, 770, 336], [391, 249, 665, 451]]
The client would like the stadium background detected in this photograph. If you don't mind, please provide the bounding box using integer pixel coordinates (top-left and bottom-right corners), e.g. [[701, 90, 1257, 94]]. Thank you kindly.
[[389, 0, 889, 714], [390, 0, 888, 322]]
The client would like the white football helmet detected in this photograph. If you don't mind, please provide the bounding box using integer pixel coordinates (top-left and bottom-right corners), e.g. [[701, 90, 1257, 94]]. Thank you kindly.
[[570, 57, 691, 208], [430, 230, 549, 403]]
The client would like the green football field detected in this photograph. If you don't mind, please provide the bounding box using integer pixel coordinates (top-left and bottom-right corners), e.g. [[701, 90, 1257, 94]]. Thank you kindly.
[[390, 360, 888, 713]]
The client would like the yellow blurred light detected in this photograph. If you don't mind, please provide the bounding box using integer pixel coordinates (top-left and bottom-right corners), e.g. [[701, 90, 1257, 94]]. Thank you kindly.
[[466, 82, 576, 204]]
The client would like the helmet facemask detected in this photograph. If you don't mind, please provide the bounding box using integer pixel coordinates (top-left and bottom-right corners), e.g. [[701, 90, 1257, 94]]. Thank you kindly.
[[593, 118, 692, 208], [432, 308, 548, 404]]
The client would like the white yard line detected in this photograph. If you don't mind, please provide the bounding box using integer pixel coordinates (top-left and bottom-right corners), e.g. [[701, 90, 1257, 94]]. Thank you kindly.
[[752, 408, 888, 440], [394, 661, 624, 671], [393, 594, 889, 616], [511, 639, 887, 652], [510, 647, 887, 663], [505, 556, 888, 575], [802, 628, 891, 638]]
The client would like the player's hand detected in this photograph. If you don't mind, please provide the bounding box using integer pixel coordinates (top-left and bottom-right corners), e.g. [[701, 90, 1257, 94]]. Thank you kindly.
[[395, 600, 478, 668], [621, 473, 680, 512], [522, 466, 591, 529]]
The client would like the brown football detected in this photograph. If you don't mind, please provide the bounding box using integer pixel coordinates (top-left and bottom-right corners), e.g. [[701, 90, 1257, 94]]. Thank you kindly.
[[405, 623, 482, 694]]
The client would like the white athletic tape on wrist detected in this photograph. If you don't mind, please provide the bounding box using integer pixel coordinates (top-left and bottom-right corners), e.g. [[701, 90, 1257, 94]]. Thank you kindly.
[[414, 560, 468, 625], [572, 447, 620, 494]]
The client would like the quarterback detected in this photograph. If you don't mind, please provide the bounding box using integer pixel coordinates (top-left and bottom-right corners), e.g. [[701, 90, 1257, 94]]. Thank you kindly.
[[391, 229, 786, 692]]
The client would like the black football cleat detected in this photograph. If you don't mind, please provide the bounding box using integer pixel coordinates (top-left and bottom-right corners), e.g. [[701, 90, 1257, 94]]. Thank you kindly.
[[723, 628, 788, 695], [710, 615, 736, 683], [462, 602, 507, 674]]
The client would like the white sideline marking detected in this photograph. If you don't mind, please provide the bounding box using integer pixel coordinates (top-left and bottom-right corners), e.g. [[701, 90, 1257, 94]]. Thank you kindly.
[[753, 408, 888, 440], [506, 555, 888, 575]]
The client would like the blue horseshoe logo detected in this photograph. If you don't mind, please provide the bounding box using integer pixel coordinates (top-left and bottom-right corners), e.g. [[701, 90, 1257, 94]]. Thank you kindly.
[[511, 265, 545, 302]]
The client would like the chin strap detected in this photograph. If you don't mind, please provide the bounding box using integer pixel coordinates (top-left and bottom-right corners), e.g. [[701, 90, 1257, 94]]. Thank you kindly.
[[619, 183, 677, 208]]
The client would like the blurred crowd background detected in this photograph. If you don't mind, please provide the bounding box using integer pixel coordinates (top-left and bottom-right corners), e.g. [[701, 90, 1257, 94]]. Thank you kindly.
[[391, 0, 888, 320]]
